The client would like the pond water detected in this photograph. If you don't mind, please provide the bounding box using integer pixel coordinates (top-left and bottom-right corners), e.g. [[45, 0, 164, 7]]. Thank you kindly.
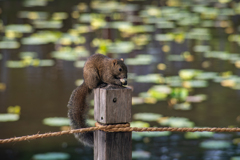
[[1, 0, 240, 159]]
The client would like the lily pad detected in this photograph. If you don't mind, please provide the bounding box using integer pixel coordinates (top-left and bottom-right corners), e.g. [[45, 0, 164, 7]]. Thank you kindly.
[[135, 74, 162, 83], [182, 80, 208, 88], [0, 41, 20, 49], [130, 121, 150, 128], [179, 69, 202, 80], [0, 113, 19, 122], [132, 150, 150, 159], [132, 97, 145, 105], [32, 152, 70, 160], [5, 24, 33, 33], [185, 131, 214, 139], [133, 131, 171, 139], [200, 140, 231, 149], [173, 102, 191, 110], [158, 117, 194, 128], [195, 72, 217, 80], [133, 113, 162, 121], [186, 94, 207, 103], [43, 117, 70, 126]]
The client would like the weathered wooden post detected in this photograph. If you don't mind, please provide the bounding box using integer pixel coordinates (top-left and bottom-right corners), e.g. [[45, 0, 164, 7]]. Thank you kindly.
[[94, 85, 132, 160]]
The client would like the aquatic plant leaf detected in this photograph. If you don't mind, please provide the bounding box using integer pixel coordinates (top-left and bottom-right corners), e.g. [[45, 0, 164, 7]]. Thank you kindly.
[[179, 69, 202, 80], [135, 74, 161, 83], [130, 121, 150, 127], [132, 150, 150, 159], [0, 41, 20, 49], [182, 80, 208, 88], [43, 117, 70, 126], [185, 131, 214, 139], [0, 113, 19, 122], [86, 119, 95, 127], [19, 52, 37, 59], [6, 61, 25, 68], [158, 117, 194, 128], [173, 102, 191, 110], [133, 113, 162, 121], [5, 24, 33, 33], [32, 152, 70, 160], [132, 97, 145, 105], [195, 72, 217, 80], [133, 131, 171, 138], [200, 140, 231, 149]]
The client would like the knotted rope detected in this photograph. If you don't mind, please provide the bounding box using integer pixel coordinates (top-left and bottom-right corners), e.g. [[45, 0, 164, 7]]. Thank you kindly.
[[1, 122, 240, 144]]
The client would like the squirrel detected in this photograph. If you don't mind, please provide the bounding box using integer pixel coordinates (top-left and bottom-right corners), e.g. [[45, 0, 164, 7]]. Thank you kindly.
[[67, 54, 128, 147]]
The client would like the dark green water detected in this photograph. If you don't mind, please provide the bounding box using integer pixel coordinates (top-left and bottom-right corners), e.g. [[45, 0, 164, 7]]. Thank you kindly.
[[1, 0, 240, 159]]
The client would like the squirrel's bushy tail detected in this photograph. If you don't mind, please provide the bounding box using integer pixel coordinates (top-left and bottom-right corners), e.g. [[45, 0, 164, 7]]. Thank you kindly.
[[67, 82, 93, 147]]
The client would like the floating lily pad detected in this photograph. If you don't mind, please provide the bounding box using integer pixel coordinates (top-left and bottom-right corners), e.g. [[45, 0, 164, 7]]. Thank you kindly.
[[186, 94, 207, 103], [0, 41, 20, 49], [179, 69, 202, 80], [133, 131, 171, 140], [75, 79, 84, 86], [182, 80, 208, 88], [165, 76, 183, 87], [173, 102, 191, 110], [52, 12, 68, 20], [195, 72, 217, 80], [6, 61, 25, 68], [0, 113, 19, 122], [135, 74, 162, 83], [32, 152, 70, 160], [155, 34, 174, 41], [23, 0, 48, 7], [52, 49, 89, 61], [132, 97, 145, 105], [86, 119, 95, 127], [33, 20, 63, 29], [148, 88, 169, 100], [19, 11, 49, 19], [200, 140, 231, 149], [130, 121, 150, 128], [22, 31, 62, 45], [132, 150, 150, 159], [5, 24, 33, 33], [108, 41, 134, 54], [151, 85, 171, 94], [19, 52, 37, 59], [43, 117, 70, 126], [133, 113, 162, 121], [167, 55, 185, 61], [158, 117, 194, 128], [170, 88, 188, 101], [185, 131, 214, 139]]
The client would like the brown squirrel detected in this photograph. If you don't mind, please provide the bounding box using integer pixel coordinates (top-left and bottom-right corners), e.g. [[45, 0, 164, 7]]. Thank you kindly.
[[67, 54, 128, 147]]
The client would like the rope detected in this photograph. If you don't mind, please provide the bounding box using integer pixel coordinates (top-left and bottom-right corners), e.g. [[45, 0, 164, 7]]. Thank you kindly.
[[0, 122, 240, 144]]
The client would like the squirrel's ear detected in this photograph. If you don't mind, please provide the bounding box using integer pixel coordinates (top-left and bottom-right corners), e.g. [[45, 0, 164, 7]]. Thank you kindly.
[[120, 58, 124, 62], [112, 59, 118, 66]]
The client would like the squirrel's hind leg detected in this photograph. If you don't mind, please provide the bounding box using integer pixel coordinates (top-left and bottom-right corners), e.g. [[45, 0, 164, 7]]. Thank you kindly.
[[84, 68, 101, 89]]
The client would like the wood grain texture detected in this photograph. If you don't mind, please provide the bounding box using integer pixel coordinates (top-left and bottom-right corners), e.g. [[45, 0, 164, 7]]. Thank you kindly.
[[94, 86, 132, 124], [94, 88, 100, 121], [94, 85, 132, 160], [94, 130, 132, 160]]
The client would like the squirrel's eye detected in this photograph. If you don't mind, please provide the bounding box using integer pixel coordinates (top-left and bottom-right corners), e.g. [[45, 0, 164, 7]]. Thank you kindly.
[[119, 68, 122, 71]]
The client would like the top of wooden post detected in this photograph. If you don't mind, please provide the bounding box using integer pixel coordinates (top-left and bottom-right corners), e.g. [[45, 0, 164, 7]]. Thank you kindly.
[[94, 85, 132, 124]]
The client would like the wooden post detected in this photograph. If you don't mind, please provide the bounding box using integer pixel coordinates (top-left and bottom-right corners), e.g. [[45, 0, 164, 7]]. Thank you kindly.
[[94, 85, 132, 160]]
